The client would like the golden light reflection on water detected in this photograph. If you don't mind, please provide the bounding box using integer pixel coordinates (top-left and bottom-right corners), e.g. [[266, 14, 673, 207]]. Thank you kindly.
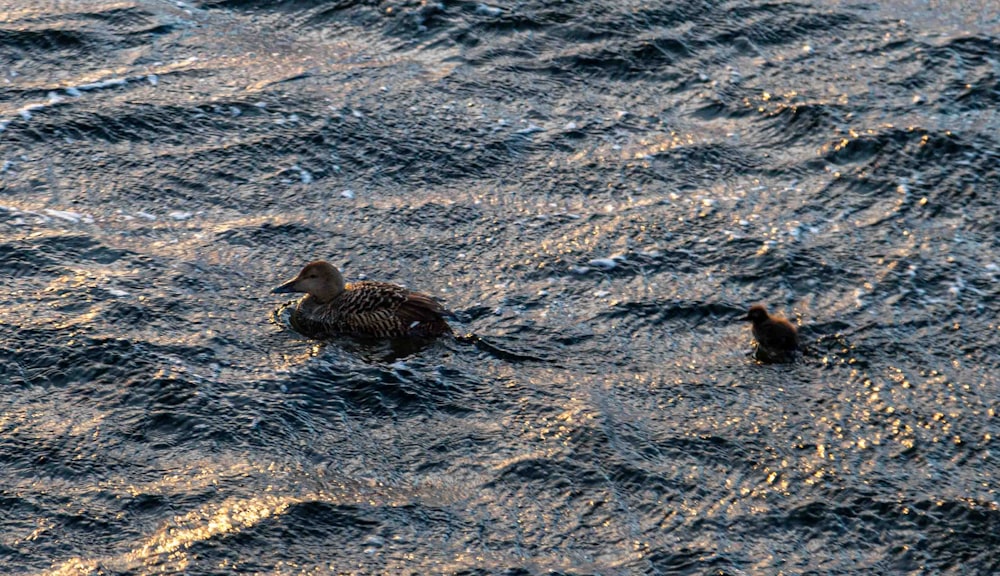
[[537, 401, 594, 444], [44, 491, 300, 575], [43, 458, 347, 575], [565, 131, 698, 167], [31, 448, 503, 575], [128, 494, 294, 570]]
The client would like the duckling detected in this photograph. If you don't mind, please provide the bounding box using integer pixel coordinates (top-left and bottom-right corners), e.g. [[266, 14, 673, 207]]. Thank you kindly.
[[742, 304, 799, 363], [272, 260, 452, 339]]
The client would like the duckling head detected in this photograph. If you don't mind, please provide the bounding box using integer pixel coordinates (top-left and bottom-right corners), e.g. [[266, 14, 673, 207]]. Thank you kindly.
[[742, 304, 770, 324], [272, 260, 346, 303]]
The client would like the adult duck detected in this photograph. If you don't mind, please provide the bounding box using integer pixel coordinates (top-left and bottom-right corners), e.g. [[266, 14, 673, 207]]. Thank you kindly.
[[272, 260, 452, 339]]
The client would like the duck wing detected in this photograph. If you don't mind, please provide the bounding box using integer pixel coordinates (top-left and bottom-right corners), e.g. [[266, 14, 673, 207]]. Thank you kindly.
[[395, 291, 453, 337], [339, 282, 451, 337]]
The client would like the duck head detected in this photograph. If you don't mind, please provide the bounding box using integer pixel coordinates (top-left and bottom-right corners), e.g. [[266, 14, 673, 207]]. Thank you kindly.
[[272, 260, 346, 303], [742, 304, 770, 324]]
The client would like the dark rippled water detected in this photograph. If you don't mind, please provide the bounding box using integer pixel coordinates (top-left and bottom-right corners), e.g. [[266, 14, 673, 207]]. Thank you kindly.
[[2, 0, 1000, 573]]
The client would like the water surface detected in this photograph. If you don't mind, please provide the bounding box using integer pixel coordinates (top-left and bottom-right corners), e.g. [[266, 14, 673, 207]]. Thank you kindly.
[[1, 0, 999, 573]]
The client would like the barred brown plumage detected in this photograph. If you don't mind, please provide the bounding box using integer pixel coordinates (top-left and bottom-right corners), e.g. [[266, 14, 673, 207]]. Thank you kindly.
[[272, 261, 452, 339]]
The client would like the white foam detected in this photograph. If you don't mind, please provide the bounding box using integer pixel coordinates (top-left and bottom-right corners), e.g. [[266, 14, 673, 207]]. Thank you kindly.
[[364, 535, 385, 547], [341, 189, 355, 199], [77, 78, 127, 91], [516, 123, 544, 135], [589, 254, 629, 271], [19, 103, 46, 121], [169, 211, 192, 220], [588, 258, 620, 270], [292, 165, 312, 184], [475, 3, 502, 16], [43, 208, 93, 223]]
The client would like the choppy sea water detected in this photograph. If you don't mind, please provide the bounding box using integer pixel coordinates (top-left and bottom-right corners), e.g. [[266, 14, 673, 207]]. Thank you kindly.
[[2, 0, 999, 573]]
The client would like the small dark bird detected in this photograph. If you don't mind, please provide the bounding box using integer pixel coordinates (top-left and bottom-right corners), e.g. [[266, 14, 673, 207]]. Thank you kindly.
[[742, 304, 799, 363], [272, 260, 452, 339]]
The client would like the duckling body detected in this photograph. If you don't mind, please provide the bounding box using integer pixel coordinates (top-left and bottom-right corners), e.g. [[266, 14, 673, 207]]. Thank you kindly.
[[273, 261, 452, 339], [742, 304, 799, 363]]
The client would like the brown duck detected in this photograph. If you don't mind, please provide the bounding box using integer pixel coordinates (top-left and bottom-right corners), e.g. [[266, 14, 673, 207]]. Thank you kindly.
[[742, 304, 799, 363], [272, 261, 452, 339]]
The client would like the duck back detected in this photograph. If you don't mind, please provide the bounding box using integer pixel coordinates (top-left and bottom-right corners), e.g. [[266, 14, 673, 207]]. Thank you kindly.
[[293, 281, 452, 339]]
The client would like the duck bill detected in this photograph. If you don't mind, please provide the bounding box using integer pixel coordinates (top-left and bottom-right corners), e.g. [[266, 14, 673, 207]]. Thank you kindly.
[[272, 278, 301, 294]]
